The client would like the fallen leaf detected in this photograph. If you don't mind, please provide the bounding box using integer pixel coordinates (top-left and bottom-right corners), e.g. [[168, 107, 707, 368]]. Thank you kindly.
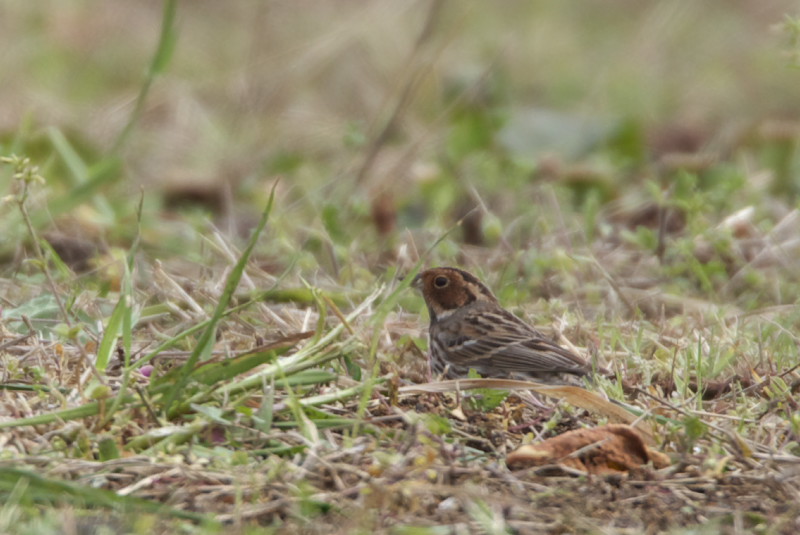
[[506, 424, 670, 474]]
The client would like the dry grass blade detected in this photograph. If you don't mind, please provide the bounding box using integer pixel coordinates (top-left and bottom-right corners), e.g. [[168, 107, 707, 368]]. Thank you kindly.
[[400, 378, 655, 443]]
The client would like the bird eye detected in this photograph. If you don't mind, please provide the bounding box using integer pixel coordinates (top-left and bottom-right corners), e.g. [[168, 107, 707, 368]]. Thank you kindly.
[[434, 276, 449, 288]]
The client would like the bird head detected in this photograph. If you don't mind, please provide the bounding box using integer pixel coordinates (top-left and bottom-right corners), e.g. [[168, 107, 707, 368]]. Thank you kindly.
[[413, 267, 497, 321]]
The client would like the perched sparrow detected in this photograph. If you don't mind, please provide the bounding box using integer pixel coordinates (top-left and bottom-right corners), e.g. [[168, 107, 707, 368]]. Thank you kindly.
[[413, 267, 595, 383]]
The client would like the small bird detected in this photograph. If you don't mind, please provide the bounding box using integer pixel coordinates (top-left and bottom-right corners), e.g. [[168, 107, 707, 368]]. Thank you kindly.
[[413, 267, 596, 383]]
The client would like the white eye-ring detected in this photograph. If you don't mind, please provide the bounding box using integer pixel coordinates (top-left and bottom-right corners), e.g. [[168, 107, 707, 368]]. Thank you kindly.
[[434, 276, 449, 288]]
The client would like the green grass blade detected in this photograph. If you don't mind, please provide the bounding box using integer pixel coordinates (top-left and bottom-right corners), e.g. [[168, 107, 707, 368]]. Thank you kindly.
[[0, 468, 207, 522], [163, 182, 277, 414], [255, 378, 275, 433], [111, 0, 178, 153], [46, 127, 88, 184], [95, 281, 128, 372], [100, 194, 143, 425], [0, 401, 107, 429], [187, 348, 286, 385]]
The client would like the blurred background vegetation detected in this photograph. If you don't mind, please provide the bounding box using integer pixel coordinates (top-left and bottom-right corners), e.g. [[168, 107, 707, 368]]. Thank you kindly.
[[2, 0, 800, 304]]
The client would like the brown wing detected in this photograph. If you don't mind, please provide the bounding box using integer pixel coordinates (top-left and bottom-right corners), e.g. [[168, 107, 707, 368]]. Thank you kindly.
[[434, 306, 590, 376]]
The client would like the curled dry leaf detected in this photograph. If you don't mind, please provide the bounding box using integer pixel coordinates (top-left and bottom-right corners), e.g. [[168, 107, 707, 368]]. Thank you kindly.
[[506, 424, 670, 475]]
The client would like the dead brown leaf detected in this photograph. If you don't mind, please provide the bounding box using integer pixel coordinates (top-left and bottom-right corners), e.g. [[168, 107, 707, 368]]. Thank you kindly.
[[506, 424, 671, 475]]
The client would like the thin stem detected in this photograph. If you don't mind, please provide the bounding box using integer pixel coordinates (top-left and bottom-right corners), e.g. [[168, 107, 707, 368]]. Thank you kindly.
[[110, 0, 178, 154]]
